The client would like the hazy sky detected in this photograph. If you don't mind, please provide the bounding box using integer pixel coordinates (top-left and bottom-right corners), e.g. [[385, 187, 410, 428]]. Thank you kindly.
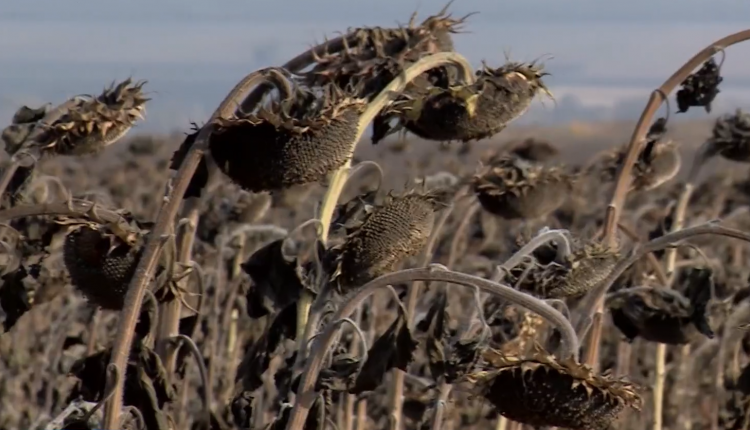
[[3, 0, 750, 131]]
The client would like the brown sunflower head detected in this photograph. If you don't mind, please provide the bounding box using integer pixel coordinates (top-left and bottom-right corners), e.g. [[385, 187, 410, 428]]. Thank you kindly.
[[374, 60, 551, 144], [705, 108, 750, 163], [466, 347, 642, 429], [304, 3, 470, 100], [472, 155, 573, 220], [600, 139, 681, 192], [61, 214, 146, 310], [3, 79, 147, 160], [209, 78, 366, 193], [511, 238, 619, 299], [606, 273, 715, 344], [329, 188, 450, 292]]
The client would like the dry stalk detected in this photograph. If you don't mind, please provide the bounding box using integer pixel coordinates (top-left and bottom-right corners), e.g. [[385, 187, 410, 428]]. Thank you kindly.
[[101, 68, 283, 428], [652, 180, 694, 430], [285, 266, 578, 429], [157, 208, 198, 377], [586, 28, 750, 368], [287, 53, 474, 429]]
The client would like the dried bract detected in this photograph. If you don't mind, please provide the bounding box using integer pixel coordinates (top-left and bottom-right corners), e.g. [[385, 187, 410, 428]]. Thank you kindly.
[[209, 81, 366, 192], [606, 269, 715, 344], [373, 61, 551, 144], [328, 188, 450, 293], [472, 155, 574, 220], [676, 57, 723, 114], [467, 347, 642, 429]]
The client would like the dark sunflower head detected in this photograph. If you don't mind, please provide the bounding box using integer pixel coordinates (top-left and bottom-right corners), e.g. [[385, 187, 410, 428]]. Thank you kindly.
[[329, 188, 450, 292], [508, 238, 619, 299], [4, 79, 148, 161], [472, 155, 573, 220], [62, 216, 146, 310], [467, 347, 642, 429], [209, 79, 366, 193], [706, 109, 750, 163], [606, 284, 714, 344]]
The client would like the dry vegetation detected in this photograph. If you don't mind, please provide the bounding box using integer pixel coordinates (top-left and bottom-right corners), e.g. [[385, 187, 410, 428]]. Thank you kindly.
[[4, 4, 750, 430]]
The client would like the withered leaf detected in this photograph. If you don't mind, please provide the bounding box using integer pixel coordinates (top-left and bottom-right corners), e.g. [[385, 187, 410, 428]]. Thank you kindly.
[[330, 190, 378, 235], [676, 57, 723, 114], [236, 303, 297, 392], [231, 391, 255, 429], [424, 290, 448, 382], [315, 354, 360, 391], [242, 238, 313, 318], [169, 123, 209, 199], [67, 339, 174, 430], [350, 307, 418, 394], [0, 266, 31, 332]]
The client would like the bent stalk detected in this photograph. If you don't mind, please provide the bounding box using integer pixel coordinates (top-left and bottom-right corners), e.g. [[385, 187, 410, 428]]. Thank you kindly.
[[102, 68, 287, 429], [586, 28, 750, 368]]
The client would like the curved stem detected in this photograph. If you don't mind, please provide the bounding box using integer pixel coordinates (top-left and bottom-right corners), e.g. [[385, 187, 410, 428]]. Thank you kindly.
[[172, 334, 211, 426], [102, 68, 286, 429], [284, 266, 577, 430], [589, 28, 750, 368], [292, 53, 475, 399]]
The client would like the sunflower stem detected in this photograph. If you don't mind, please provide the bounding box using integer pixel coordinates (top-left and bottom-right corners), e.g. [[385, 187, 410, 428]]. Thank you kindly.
[[101, 68, 283, 429], [285, 266, 578, 430], [589, 29, 750, 369]]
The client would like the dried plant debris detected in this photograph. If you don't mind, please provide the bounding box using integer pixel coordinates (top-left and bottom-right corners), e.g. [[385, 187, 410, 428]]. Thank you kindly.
[[330, 189, 378, 235], [606, 268, 715, 344], [676, 56, 723, 114], [327, 188, 450, 292], [373, 60, 552, 144], [350, 306, 418, 394], [706, 109, 750, 162], [2, 79, 147, 159], [507, 237, 619, 299], [472, 155, 574, 220], [467, 347, 642, 429], [209, 79, 366, 193], [422, 290, 485, 383], [303, 3, 470, 100], [68, 339, 174, 430], [600, 119, 680, 192], [242, 238, 317, 318], [61, 214, 148, 310]]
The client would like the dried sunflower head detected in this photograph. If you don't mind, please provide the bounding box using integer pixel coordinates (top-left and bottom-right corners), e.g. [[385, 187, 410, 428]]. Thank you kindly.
[[606, 278, 715, 344], [374, 60, 551, 144], [466, 347, 642, 429], [3, 79, 147, 161], [600, 139, 681, 192], [472, 155, 574, 220], [705, 109, 750, 163], [304, 4, 470, 101], [61, 214, 147, 310], [509, 238, 619, 299], [209, 78, 366, 193], [329, 188, 450, 292], [676, 57, 723, 114]]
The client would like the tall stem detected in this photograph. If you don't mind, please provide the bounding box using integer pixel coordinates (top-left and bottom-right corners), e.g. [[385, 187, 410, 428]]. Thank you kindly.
[[102, 69, 282, 428], [586, 28, 750, 367]]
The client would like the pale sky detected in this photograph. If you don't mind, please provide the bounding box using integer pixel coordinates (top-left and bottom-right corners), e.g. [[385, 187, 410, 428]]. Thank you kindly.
[[2, 0, 750, 131]]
